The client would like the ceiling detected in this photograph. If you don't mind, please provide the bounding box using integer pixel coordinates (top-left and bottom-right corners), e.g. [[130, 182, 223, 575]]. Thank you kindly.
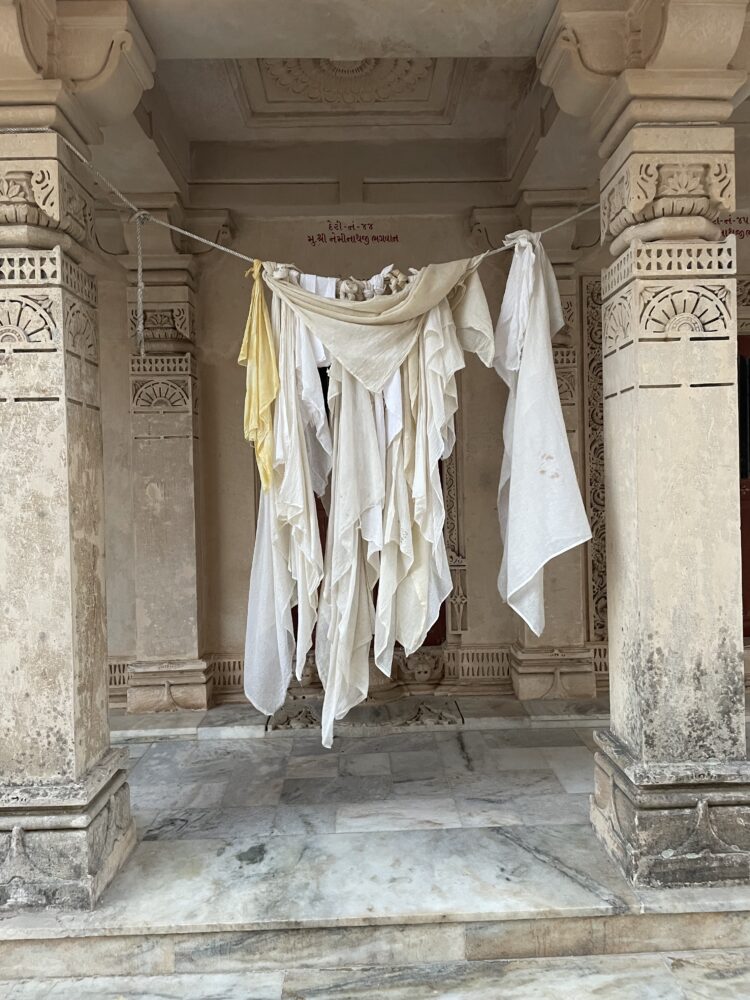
[[94, 3, 602, 213], [156, 57, 534, 144], [127, 0, 558, 60]]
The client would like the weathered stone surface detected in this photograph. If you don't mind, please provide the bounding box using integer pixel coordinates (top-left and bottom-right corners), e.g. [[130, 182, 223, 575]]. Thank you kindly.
[[0, 779, 135, 910], [510, 646, 596, 701], [591, 733, 750, 888], [126, 660, 214, 712], [0, 130, 137, 908]]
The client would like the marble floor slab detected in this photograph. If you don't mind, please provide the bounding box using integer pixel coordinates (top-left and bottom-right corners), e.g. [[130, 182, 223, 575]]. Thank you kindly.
[[6, 723, 750, 949]]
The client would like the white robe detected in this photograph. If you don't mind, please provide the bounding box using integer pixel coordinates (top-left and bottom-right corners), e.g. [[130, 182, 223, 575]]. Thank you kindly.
[[494, 231, 591, 635]]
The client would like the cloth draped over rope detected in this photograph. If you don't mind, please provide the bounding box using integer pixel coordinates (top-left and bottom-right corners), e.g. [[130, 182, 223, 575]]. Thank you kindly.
[[239, 234, 590, 745]]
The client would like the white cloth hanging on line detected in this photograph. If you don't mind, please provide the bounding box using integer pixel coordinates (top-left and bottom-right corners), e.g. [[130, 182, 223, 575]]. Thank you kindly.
[[494, 231, 591, 636], [243, 257, 495, 746], [243, 273, 335, 716], [241, 240, 591, 745]]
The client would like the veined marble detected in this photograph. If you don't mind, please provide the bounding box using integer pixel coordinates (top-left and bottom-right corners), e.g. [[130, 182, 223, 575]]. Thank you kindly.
[[6, 949, 750, 998]]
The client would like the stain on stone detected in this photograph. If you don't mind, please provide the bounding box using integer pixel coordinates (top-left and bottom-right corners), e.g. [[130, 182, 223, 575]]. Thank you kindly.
[[236, 844, 266, 865]]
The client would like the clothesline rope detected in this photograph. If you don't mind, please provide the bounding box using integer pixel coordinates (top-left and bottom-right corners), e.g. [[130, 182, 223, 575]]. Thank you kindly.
[[1, 125, 601, 352]]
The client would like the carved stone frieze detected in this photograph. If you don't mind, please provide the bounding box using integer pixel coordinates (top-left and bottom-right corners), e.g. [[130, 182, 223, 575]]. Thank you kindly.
[[640, 282, 732, 336], [553, 347, 578, 407], [127, 302, 195, 347], [0, 292, 58, 349], [130, 353, 197, 416], [399, 650, 444, 687], [601, 154, 734, 243], [738, 277, 750, 334], [0, 778, 135, 909], [0, 162, 95, 245], [582, 278, 607, 643], [442, 379, 468, 636], [230, 57, 464, 129], [64, 295, 98, 362], [602, 239, 737, 398]]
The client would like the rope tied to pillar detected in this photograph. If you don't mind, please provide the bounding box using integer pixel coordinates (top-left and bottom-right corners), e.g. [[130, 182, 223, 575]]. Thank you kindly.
[[130, 210, 149, 356]]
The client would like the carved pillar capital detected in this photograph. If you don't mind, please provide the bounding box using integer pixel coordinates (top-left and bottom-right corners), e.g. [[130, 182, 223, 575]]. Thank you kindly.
[[600, 126, 736, 254], [538, 1, 749, 158]]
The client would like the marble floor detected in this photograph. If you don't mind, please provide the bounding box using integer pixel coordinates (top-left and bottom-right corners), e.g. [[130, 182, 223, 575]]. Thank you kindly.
[[5, 948, 750, 998], [5, 699, 750, 996]]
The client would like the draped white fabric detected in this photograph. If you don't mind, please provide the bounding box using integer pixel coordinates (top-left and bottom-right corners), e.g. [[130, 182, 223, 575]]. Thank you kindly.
[[244, 258, 495, 745], [243, 276, 335, 715], [494, 231, 591, 636], [243, 240, 591, 745]]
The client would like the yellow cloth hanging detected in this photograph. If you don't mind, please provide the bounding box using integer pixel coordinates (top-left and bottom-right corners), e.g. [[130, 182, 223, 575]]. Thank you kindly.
[[238, 260, 279, 491]]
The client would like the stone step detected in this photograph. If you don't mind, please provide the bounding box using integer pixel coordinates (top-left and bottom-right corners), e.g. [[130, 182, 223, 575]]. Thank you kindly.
[[109, 695, 612, 744], [3, 940, 750, 996], [3, 907, 750, 982]]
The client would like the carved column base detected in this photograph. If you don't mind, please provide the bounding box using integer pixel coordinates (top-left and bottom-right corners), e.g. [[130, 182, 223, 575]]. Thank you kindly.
[[126, 659, 215, 713], [0, 749, 136, 910], [591, 730, 750, 887], [509, 645, 596, 700]]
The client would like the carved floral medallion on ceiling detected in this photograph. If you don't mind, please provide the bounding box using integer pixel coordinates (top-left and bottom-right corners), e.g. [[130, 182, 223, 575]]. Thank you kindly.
[[228, 57, 465, 127]]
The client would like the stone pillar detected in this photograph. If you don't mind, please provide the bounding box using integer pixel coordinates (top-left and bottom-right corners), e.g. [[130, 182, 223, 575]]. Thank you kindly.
[[537, 0, 750, 885], [507, 197, 596, 699], [591, 123, 750, 885], [124, 202, 212, 711], [0, 131, 135, 908]]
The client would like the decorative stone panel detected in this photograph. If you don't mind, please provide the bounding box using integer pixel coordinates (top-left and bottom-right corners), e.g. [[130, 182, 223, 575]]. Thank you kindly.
[[583, 277, 607, 643], [129, 350, 208, 712], [127, 285, 195, 350], [599, 127, 735, 246], [509, 645, 596, 700], [0, 160, 95, 245]]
